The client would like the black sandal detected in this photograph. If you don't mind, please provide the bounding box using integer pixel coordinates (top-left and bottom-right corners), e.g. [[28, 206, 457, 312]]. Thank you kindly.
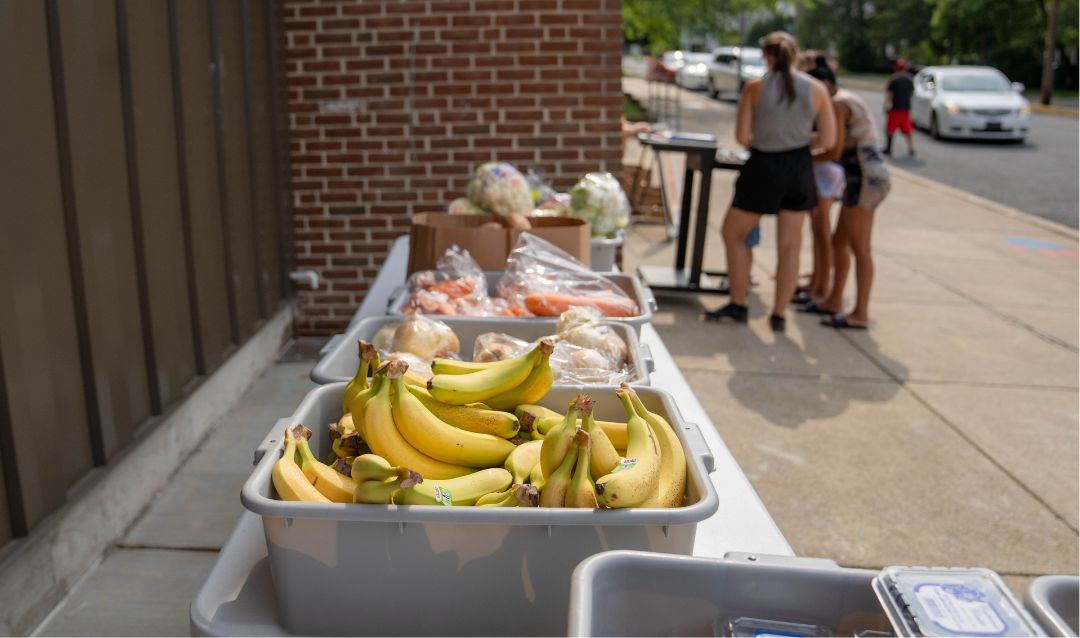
[[702, 303, 748, 324], [821, 314, 868, 330], [797, 301, 833, 315], [791, 290, 812, 305], [769, 314, 786, 332]]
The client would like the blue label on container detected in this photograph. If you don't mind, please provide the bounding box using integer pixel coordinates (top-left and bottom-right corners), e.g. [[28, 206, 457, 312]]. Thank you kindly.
[[914, 583, 1008, 636]]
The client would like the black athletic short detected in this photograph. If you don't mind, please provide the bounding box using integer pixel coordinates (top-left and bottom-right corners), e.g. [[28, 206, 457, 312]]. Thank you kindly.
[[731, 145, 817, 215]]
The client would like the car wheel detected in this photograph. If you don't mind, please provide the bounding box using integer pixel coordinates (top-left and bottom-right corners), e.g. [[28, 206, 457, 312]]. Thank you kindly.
[[930, 112, 942, 139]]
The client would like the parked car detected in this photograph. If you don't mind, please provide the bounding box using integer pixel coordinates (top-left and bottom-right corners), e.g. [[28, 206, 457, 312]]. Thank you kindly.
[[911, 66, 1031, 142], [707, 46, 766, 98], [675, 53, 713, 90]]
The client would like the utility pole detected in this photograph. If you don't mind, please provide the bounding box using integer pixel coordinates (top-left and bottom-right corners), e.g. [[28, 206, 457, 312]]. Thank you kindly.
[[1040, 0, 1061, 105]]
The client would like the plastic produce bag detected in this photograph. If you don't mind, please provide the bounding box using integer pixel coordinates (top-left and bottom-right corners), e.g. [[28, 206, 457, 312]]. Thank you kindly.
[[405, 246, 523, 317], [372, 315, 460, 362], [447, 197, 487, 215], [496, 233, 639, 317], [465, 162, 533, 216], [525, 169, 558, 208], [473, 332, 531, 363], [549, 340, 629, 385], [568, 172, 630, 238]]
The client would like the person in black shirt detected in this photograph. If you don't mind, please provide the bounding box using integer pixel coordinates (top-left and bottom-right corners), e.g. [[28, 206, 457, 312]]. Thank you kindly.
[[884, 59, 915, 156]]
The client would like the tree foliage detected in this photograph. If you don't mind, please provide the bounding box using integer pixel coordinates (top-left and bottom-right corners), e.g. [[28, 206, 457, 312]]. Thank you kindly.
[[793, 0, 1078, 86], [623, 0, 779, 54]]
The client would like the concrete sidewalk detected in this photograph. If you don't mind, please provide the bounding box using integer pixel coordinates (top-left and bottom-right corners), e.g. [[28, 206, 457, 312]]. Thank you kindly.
[[623, 77, 1078, 593]]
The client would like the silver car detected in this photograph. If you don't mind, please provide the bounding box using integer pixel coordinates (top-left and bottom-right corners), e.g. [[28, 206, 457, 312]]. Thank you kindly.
[[675, 53, 713, 90], [911, 66, 1031, 142], [707, 46, 766, 98]]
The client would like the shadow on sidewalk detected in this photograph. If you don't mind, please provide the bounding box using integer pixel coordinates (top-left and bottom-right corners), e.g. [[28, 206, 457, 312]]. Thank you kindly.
[[654, 295, 910, 428]]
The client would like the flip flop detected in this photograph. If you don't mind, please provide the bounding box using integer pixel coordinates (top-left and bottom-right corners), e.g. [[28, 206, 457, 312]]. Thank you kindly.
[[791, 290, 812, 305], [821, 314, 868, 330], [797, 301, 833, 315]]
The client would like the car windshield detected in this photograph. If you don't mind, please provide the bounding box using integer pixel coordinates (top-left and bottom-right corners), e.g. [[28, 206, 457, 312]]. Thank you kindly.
[[939, 73, 1011, 92], [740, 54, 765, 67], [685, 54, 711, 64]]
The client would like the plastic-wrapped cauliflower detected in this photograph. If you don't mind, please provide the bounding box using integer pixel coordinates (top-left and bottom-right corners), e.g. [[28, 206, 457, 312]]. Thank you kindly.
[[465, 162, 533, 215], [447, 197, 487, 215], [568, 172, 631, 238]]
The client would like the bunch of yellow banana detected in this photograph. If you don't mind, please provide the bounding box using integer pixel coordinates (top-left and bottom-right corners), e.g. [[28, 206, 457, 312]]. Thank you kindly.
[[341, 360, 520, 480], [524, 388, 687, 509], [272, 424, 357, 503], [427, 339, 555, 410], [347, 454, 528, 507]]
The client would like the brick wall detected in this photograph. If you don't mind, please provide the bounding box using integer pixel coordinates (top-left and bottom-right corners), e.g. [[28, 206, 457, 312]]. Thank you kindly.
[[284, 0, 625, 334]]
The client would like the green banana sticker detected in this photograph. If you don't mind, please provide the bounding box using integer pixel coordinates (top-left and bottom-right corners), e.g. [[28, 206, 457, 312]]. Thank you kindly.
[[612, 458, 638, 473], [434, 485, 453, 506]]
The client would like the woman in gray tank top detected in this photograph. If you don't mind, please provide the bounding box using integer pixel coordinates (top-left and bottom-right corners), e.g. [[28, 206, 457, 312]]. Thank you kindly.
[[704, 32, 836, 332]]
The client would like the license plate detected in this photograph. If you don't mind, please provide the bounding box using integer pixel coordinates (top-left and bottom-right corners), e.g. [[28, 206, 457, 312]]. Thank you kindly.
[[985, 121, 1002, 131]]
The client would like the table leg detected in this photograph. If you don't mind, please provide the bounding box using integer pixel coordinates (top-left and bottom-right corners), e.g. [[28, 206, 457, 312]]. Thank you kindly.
[[688, 160, 714, 288], [674, 166, 695, 271]]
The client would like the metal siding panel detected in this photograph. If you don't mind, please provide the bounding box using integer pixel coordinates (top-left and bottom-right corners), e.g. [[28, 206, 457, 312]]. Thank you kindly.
[[56, 0, 151, 458], [173, 0, 235, 369], [0, 0, 96, 531], [213, 0, 260, 339], [245, 0, 284, 312], [122, 0, 198, 408]]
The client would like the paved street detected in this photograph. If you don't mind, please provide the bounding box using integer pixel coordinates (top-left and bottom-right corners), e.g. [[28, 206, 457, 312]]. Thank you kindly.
[[847, 86, 1080, 229]]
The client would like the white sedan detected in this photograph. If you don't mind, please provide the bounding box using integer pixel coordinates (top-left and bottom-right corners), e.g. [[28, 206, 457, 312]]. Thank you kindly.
[[911, 66, 1031, 142]]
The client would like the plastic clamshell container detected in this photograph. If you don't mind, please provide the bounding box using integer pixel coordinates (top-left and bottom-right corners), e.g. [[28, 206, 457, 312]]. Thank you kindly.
[[1025, 575, 1079, 637], [242, 383, 717, 636], [567, 550, 893, 637], [386, 270, 657, 334], [873, 566, 1046, 637], [309, 315, 653, 386], [589, 231, 624, 272]]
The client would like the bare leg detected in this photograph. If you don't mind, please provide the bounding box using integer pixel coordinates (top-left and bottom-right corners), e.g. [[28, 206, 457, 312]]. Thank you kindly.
[[823, 208, 852, 314], [720, 207, 763, 306], [773, 210, 808, 318], [904, 132, 915, 155], [842, 205, 875, 325], [809, 196, 834, 302]]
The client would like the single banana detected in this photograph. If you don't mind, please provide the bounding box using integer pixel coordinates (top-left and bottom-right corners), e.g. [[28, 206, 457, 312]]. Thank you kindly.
[[528, 461, 545, 491], [394, 468, 512, 506], [516, 404, 562, 423], [565, 429, 599, 508], [427, 345, 540, 405], [474, 485, 517, 506], [430, 358, 495, 375], [539, 397, 584, 478], [533, 415, 628, 449], [362, 362, 475, 480], [350, 373, 386, 441], [594, 389, 662, 508], [580, 399, 620, 478], [504, 439, 544, 483], [407, 385, 520, 438], [272, 430, 331, 503], [295, 431, 360, 503], [626, 385, 686, 509], [539, 433, 579, 508], [482, 340, 555, 411], [530, 428, 546, 441], [351, 453, 422, 485], [337, 413, 358, 438], [332, 434, 361, 459], [354, 473, 421, 504], [342, 341, 380, 412], [391, 372, 516, 467]]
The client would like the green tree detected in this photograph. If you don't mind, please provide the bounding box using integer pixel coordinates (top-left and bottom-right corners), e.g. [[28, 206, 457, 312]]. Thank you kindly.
[[623, 0, 779, 54]]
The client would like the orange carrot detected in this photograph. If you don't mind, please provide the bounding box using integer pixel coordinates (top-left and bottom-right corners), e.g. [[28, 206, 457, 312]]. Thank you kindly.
[[523, 293, 638, 317]]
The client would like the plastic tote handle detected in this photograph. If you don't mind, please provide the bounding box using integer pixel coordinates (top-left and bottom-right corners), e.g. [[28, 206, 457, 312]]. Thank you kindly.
[[320, 333, 346, 357], [681, 422, 715, 473], [723, 552, 840, 569], [642, 283, 658, 313], [639, 342, 656, 375], [253, 418, 294, 465], [386, 285, 408, 313]]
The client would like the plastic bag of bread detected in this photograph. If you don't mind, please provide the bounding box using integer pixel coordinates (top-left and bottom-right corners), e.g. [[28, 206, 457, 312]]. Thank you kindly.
[[372, 315, 460, 362], [472, 332, 532, 363]]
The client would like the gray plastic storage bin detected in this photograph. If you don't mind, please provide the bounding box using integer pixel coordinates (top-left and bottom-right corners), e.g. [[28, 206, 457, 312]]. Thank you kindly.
[[309, 315, 653, 386], [590, 232, 623, 272], [1026, 575, 1080, 637], [386, 271, 656, 333], [242, 383, 717, 637], [568, 550, 893, 637]]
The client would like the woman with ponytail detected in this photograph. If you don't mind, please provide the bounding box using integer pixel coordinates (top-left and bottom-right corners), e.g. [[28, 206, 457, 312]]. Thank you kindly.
[[703, 32, 836, 332]]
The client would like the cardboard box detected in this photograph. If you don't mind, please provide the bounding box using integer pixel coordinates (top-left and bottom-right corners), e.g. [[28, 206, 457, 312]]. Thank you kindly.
[[407, 213, 591, 273]]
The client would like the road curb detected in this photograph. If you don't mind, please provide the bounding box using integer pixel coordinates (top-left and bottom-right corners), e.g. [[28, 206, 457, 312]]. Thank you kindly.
[[841, 77, 1079, 118], [889, 166, 1079, 240]]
